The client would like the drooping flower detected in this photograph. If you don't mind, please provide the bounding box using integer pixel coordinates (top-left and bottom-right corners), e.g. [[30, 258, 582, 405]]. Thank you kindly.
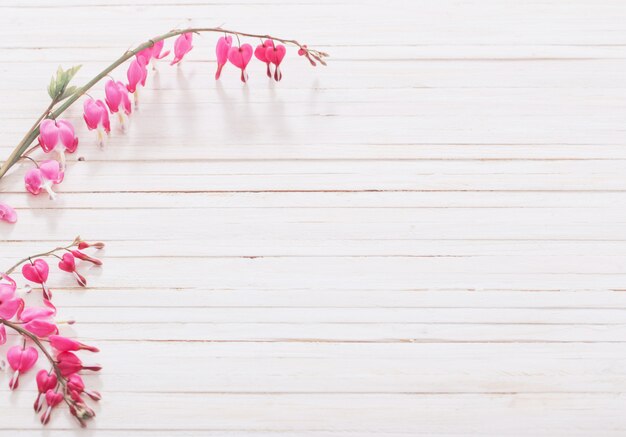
[[41, 389, 64, 425], [22, 259, 49, 285], [37, 119, 79, 168], [228, 43, 253, 83], [58, 253, 87, 287], [22, 258, 52, 300], [215, 35, 232, 80], [83, 98, 110, 145], [126, 58, 148, 94], [105, 80, 132, 115], [67, 374, 101, 401], [7, 345, 39, 390], [56, 351, 101, 377], [24, 160, 64, 199], [254, 40, 273, 78], [0, 202, 17, 224], [20, 306, 58, 338], [170, 33, 193, 65], [137, 40, 170, 67], [0, 273, 22, 345], [0, 273, 22, 320], [34, 370, 58, 412], [265, 42, 286, 81], [49, 335, 99, 353]]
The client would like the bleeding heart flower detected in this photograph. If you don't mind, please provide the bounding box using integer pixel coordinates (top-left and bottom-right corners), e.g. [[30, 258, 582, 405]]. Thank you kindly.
[[265, 42, 286, 81], [105, 80, 132, 115], [41, 389, 64, 425], [228, 44, 253, 83], [137, 40, 170, 67], [58, 253, 87, 287], [38, 119, 79, 154], [126, 58, 148, 94], [0, 202, 17, 224], [20, 306, 58, 338], [56, 351, 101, 377], [0, 273, 23, 321], [83, 98, 110, 147], [22, 259, 49, 285], [78, 241, 105, 250], [7, 345, 39, 389], [215, 35, 232, 80], [254, 40, 273, 78], [22, 258, 52, 300], [34, 370, 58, 412], [170, 33, 193, 65], [24, 160, 64, 199], [67, 373, 101, 402]]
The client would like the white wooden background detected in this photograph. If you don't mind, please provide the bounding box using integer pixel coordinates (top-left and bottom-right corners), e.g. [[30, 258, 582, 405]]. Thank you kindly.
[[1, 0, 626, 435]]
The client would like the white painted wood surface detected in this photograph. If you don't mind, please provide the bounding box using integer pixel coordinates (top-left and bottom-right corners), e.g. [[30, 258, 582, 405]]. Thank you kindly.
[[1, 0, 626, 435]]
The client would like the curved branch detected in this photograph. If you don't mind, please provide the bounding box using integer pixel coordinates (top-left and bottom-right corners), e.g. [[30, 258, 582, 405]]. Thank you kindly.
[[0, 27, 328, 179]]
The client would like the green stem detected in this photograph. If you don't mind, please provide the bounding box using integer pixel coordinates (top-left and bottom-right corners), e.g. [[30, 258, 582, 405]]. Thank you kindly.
[[0, 27, 327, 180]]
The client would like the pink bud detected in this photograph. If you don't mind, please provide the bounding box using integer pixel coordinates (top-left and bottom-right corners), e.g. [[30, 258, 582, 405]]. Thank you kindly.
[[49, 335, 99, 353], [78, 241, 105, 250], [83, 98, 111, 133], [58, 252, 76, 273], [71, 250, 102, 266]]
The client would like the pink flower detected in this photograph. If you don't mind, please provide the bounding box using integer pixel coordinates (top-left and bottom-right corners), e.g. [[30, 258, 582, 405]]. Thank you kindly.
[[58, 253, 87, 287], [7, 345, 39, 390], [170, 33, 193, 65], [34, 370, 58, 412], [0, 273, 23, 345], [215, 35, 232, 80], [49, 335, 99, 353], [67, 374, 101, 401], [20, 306, 58, 338], [137, 40, 170, 66], [0, 202, 17, 224], [0, 273, 23, 320], [38, 119, 78, 154], [254, 40, 273, 78], [265, 42, 286, 81], [41, 389, 64, 425], [56, 351, 101, 377], [83, 98, 110, 147], [228, 43, 253, 83], [105, 80, 132, 115], [126, 58, 147, 94], [24, 160, 64, 199], [22, 259, 49, 284]]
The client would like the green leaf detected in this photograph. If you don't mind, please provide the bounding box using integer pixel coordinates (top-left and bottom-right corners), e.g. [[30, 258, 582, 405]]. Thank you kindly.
[[58, 85, 78, 101], [47, 64, 82, 102]]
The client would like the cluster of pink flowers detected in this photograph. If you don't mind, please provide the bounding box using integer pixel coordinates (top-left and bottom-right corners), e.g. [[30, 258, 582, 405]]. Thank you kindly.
[[0, 33, 304, 216], [0, 239, 104, 426]]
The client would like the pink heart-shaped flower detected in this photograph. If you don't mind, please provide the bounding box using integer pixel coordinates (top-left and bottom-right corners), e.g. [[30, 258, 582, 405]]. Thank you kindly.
[[22, 259, 49, 284], [58, 253, 76, 273], [228, 44, 253, 69], [265, 44, 286, 66]]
